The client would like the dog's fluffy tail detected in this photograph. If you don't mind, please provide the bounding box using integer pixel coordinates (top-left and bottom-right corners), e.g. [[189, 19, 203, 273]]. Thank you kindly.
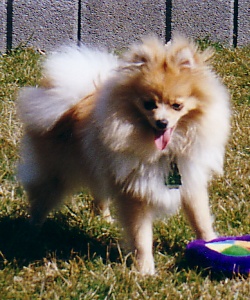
[[17, 46, 119, 133]]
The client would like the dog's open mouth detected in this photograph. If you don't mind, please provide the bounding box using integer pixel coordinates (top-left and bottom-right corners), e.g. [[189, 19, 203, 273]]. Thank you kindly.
[[154, 128, 173, 150]]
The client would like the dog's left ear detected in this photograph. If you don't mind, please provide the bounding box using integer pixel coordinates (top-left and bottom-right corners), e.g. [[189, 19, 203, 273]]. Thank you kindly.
[[174, 46, 213, 70], [175, 47, 196, 69], [168, 35, 214, 71]]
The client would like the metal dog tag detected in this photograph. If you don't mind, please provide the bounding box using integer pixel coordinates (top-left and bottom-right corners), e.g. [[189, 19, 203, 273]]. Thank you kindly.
[[165, 162, 182, 189]]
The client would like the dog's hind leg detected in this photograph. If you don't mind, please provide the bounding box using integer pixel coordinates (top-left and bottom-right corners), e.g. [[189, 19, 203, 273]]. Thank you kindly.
[[117, 195, 155, 275], [25, 176, 66, 226], [92, 197, 113, 223]]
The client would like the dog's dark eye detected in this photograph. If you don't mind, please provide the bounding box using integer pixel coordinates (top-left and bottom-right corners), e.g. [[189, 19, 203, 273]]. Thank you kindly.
[[171, 103, 183, 111], [144, 100, 157, 111]]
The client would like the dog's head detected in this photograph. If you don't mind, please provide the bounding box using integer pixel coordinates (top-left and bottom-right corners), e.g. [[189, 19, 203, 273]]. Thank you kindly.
[[120, 35, 213, 150]]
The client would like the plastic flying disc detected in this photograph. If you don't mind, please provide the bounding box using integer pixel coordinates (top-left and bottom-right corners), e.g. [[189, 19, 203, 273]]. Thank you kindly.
[[186, 235, 250, 274]]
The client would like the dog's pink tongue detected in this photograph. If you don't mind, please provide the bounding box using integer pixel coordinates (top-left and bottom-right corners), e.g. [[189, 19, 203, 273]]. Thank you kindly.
[[154, 128, 172, 150]]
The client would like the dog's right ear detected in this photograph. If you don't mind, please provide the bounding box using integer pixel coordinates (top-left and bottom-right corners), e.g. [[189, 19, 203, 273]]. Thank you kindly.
[[121, 50, 149, 71], [121, 36, 164, 71]]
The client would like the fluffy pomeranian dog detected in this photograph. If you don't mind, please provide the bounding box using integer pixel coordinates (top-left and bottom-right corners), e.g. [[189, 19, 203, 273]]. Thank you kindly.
[[17, 35, 230, 275]]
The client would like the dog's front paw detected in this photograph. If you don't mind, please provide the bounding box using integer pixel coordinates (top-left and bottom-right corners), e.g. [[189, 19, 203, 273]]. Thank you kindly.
[[202, 231, 217, 242], [136, 254, 155, 275]]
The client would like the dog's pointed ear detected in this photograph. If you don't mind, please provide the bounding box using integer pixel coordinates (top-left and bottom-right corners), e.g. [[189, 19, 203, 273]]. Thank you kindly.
[[175, 47, 196, 70], [121, 36, 163, 70], [121, 52, 148, 70], [168, 34, 214, 71]]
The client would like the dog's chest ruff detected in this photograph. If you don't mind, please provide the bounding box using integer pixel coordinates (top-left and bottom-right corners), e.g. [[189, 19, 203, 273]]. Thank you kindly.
[[110, 153, 181, 214]]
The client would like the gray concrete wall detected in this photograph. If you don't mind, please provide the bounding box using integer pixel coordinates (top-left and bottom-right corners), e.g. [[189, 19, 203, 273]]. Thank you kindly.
[[1, 0, 249, 53], [80, 0, 168, 51], [0, 1, 6, 52], [5, 0, 79, 52], [238, 0, 250, 47], [171, 0, 235, 46]]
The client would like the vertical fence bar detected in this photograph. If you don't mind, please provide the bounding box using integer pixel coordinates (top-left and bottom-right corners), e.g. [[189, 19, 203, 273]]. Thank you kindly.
[[233, 0, 238, 47], [77, 0, 81, 45], [6, 0, 13, 51], [165, 0, 172, 42]]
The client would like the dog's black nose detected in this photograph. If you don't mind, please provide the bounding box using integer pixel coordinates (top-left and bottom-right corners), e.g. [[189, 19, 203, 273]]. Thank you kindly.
[[156, 119, 168, 130]]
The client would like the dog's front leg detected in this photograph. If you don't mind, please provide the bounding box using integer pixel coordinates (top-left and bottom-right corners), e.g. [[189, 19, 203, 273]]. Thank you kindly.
[[181, 184, 217, 241], [117, 195, 155, 275]]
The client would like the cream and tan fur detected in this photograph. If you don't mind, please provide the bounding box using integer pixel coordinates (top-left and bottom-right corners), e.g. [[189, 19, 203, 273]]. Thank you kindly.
[[17, 36, 230, 275]]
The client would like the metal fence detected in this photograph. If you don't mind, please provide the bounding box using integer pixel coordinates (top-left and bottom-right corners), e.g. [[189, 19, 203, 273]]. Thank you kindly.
[[0, 0, 249, 53]]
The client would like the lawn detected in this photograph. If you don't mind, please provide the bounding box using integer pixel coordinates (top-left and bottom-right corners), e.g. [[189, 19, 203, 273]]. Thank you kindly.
[[0, 42, 249, 299]]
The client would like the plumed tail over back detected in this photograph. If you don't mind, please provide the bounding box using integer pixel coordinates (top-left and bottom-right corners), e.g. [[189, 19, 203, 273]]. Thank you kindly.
[[17, 46, 119, 133]]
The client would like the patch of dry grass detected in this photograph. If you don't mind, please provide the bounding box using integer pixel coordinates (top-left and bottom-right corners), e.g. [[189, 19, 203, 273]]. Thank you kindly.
[[0, 44, 249, 298]]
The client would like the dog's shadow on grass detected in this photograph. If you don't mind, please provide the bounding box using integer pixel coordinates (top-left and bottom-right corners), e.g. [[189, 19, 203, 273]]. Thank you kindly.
[[0, 215, 121, 267], [0, 216, 234, 280]]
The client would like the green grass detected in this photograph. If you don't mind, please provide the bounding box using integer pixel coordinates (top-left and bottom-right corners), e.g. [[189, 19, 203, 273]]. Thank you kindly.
[[0, 43, 249, 299]]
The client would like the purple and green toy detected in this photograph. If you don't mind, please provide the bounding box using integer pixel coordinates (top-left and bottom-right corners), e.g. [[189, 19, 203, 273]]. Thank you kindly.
[[186, 235, 250, 275]]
